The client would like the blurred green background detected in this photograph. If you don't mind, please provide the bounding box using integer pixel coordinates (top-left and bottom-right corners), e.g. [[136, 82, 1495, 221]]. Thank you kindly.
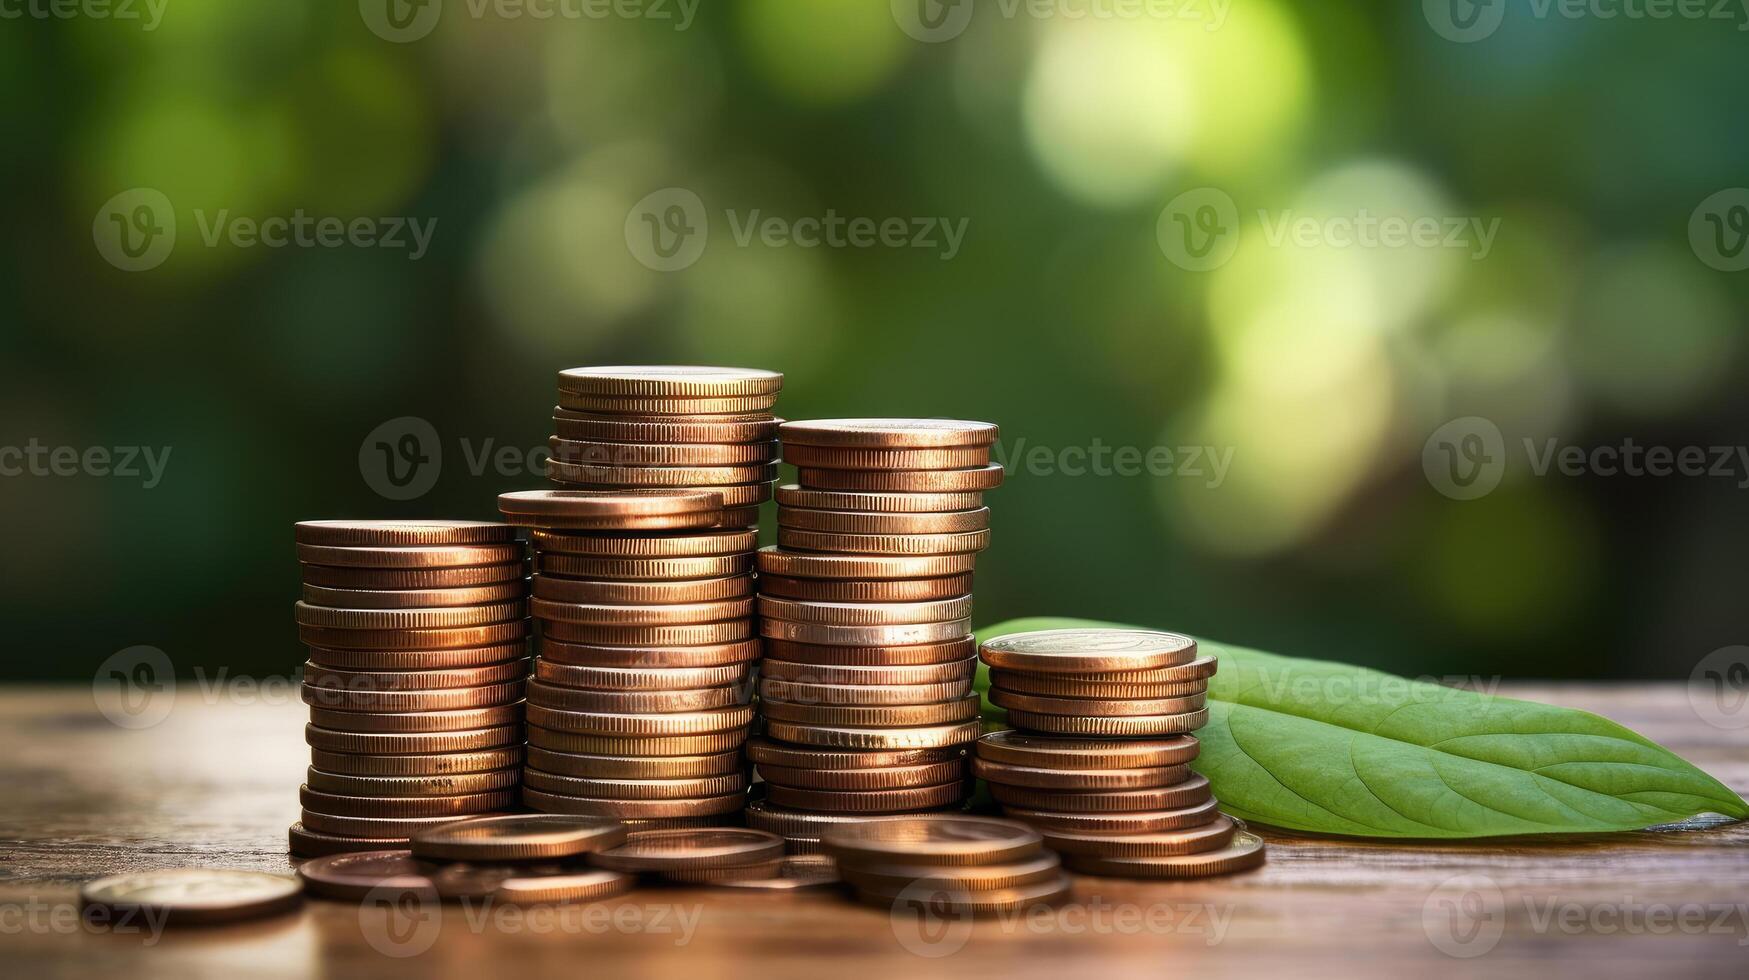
[[2, 1, 1744, 683]]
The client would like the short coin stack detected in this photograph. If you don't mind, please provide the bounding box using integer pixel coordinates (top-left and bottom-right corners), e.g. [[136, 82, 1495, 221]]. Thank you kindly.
[[499, 489, 758, 827], [822, 815, 1070, 913], [292, 521, 531, 857], [974, 628, 1266, 879], [547, 366, 783, 529], [748, 419, 1002, 849]]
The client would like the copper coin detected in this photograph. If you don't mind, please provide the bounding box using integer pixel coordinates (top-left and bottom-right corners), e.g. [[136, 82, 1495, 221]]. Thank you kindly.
[[1039, 815, 1236, 857], [659, 858, 786, 884], [821, 815, 1041, 867], [411, 813, 629, 862], [764, 720, 980, 750], [295, 850, 432, 901], [556, 392, 779, 415], [527, 726, 749, 756], [756, 547, 976, 581], [988, 774, 1214, 812], [491, 869, 639, 904], [294, 600, 527, 630], [763, 637, 974, 666], [587, 828, 784, 873], [302, 660, 528, 693], [305, 724, 522, 755], [972, 759, 1190, 790], [305, 767, 521, 797], [781, 445, 992, 470], [989, 671, 1211, 699], [525, 703, 754, 736], [295, 520, 517, 547], [527, 680, 746, 714], [549, 437, 777, 468], [80, 870, 302, 925], [304, 642, 528, 671], [545, 460, 777, 488], [533, 658, 748, 691], [854, 873, 1072, 914], [299, 786, 517, 818], [978, 731, 1204, 771], [779, 419, 999, 449], [424, 863, 580, 900], [538, 637, 760, 668], [756, 759, 965, 791], [992, 655, 1219, 686], [523, 788, 746, 818], [757, 596, 974, 627], [289, 822, 400, 857], [757, 573, 973, 603], [532, 528, 756, 558], [761, 693, 980, 727], [777, 507, 989, 535], [300, 680, 525, 713], [533, 573, 752, 605], [557, 365, 784, 398], [296, 543, 525, 569], [305, 703, 523, 734], [714, 854, 841, 890], [1065, 830, 1266, 879], [1003, 708, 1211, 736], [765, 782, 966, 814], [988, 689, 1207, 717], [760, 619, 970, 647], [759, 678, 973, 707], [720, 505, 763, 528], [302, 581, 529, 610], [553, 409, 779, 444], [300, 562, 528, 590], [526, 747, 741, 779], [541, 619, 753, 647], [746, 736, 962, 770], [297, 619, 531, 651], [504, 512, 725, 532], [743, 800, 913, 837], [538, 553, 753, 581], [759, 657, 977, 686], [841, 851, 1061, 892], [1002, 799, 1224, 833], [309, 747, 522, 776], [525, 770, 746, 800], [798, 464, 1004, 493], [531, 596, 753, 626], [979, 628, 1198, 674], [776, 528, 991, 557], [498, 487, 722, 517], [299, 812, 478, 838], [775, 484, 984, 513]]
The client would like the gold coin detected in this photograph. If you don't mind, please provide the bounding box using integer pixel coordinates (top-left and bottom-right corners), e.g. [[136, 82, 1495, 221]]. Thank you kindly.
[[758, 678, 973, 707], [80, 869, 302, 926], [525, 769, 747, 800], [527, 726, 748, 756], [532, 528, 756, 558], [1001, 799, 1223, 833], [781, 445, 992, 470], [757, 573, 973, 603], [553, 409, 779, 444], [525, 747, 742, 779], [763, 637, 974, 666], [299, 811, 478, 838], [526, 680, 746, 714], [309, 747, 523, 776], [305, 704, 523, 734], [775, 484, 984, 513], [550, 437, 778, 467], [988, 689, 1207, 717], [530, 596, 754, 626], [988, 671, 1210, 699], [714, 854, 841, 890], [797, 464, 1003, 493], [821, 815, 1041, 867], [300, 562, 528, 590], [588, 828, 785, 872], [533, 573, 752, 605], [525, 703, 754, 736], [288, 822, 399, 857], [300, 680, 525, 714], [297, 619, 531, 651], [777, 528, 991, 557], [295, 520, 516, 547], [523, 788, 746, 819], [296, 543, 525, 569], [972, 759, 1190, 790], [761, 693, 981, 727], [746, 736, 962, 770], [546, 480, 775, 508], [533, 658, 748, 691], [756, 547, 976, 580], [778, 419, 999, 449], [764, 720, 979, 750], [1003, 708, 1210, 736], [979, 628, 1198, 673], [855, 873, 1071, 914], [764, 781, 966, 814], [545, 460, 777, 487], [755, 759, 965, 791], [492, 868, 639, 904], [1039, 815, 1236, 857], [759, 656, 976, 686], [304, 724, 522, 755], [541, 619, 753, 646], [299, 786, 516, 818], [557, 365, 784, 398], [757, 596, 974, 627], [305, 767, 520, 797], [1064, 830, 1265, 879], [294, 850, 432, 900], [778, 506, 990, 535], [302, 660, 528, 692], [840, 851, 1061, 892], [305, 642, 528, 671], [539, 553, 753, 581], [557, 391, 779, 415], [498, 487, 723, 518], [761, 619, 971, 647], [977, 729, 1201, 771], [302, 581, 529, 610], [987, 774, 1214, 812], [538, 637, 760, 668]]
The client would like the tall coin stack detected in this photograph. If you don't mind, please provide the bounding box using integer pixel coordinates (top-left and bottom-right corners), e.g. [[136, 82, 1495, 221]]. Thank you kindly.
[[546, 366, 783, 529], [499, 489, 759, 828], [291, 521, 531, 857], [747, 419, 1003, 852], [973, 627, 1266, 879]]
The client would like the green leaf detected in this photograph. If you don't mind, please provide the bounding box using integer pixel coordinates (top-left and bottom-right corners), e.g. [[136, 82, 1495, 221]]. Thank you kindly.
[[975, 617, 1748, 838]]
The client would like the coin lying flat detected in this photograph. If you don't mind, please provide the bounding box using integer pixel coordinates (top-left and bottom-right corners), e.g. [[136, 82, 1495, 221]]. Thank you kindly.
[[797, 465, 1004, 493], [525, 703, 754, 736], [302, 660, 529, 693], [742, 800, 913, 837], [527, 684, 748, 715], [1039, 816, 1236, 857], [539, 553, 754, 581], [979, 628, 1197, 674], [306, 704, 524, 734], [522, 788, 746, 818], [1061, 830, 1267, 879], [759, 619, 971, 647], [300, 679, 526, 713], [492, 869, 638, 904], [759, 678, 973, 707], [781, 445, 992, 470], [308, 747, 523, 776], [300, 812, 477, 838], [305, 642, 529, 671], [756, 547, 977, 581], [81, 869, 302, 925], [840, 851, 1062, 893], [755, 759, 965, 791], [760, 694, 981, 727], [299, 785, 517, 818], [532, 529, 757, 558], [989, 672, 1211, 699], [987, 689, 1207, 717], [776, 507, 990, 535], [999, 799, 1225, 834], [988, 774, 1214, 812], [296, 850, 432, 901], [776, 529, 991, 557], [305, 724, 522, 755], [973, 759, 1191, 791], [293, 600, 528, 630], [533, 659, 749, 691], [745, 736, 963, 770], [541, 620, 753, 647], [296, 543, 526, 569], [588, 828, 786, 873], [530, 596, 754, 626], [715, 854, 841, 890], [756, 596, 975, 627], [857, 873, 1072, 914], [301, 562, 530, 590], [775, 484, 984, 513], [296, 619, 531, 651], [303, 582, 530, 609], [295, 520, 518, 547], [759, 657, 977, 686], [660, 859, 786, 884], [778, 419, 999, 449], [1003, 708, 1211, 737], [553, 409, 778, 444], [557, 392, 778, 415], [533, 574, 753, 605], [539, 638, 760, 669], [558, 365, 784, 398], [523, 769, 748, 801], [289, 822, 398, 857], [763, 637, 975, 666], [526, 746, 741, 778], [550, 437, 778, 467], [765, 782, 967, 814], [975, 731, 1200, 770], [821, 815, 1041, 867], [411, 814, 628, 862], [756, 572, 974, 603], [526, 726, 749, 756], [305, 767, 521, 798], [763, 720, 980, 750]]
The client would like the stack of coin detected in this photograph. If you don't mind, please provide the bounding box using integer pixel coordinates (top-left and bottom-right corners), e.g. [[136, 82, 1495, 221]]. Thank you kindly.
[[292, 521, 532, 857], [588, 827, 790, 885], [747, 419, 1002, 849], [499, 489, 757, 827], [822, 815, 1070, 913], [974, 627, 1266, 879], [546, 366, 783, 529]]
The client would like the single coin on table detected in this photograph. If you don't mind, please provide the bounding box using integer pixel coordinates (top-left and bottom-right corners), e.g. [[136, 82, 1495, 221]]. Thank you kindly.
[[1062, 830, 1267, 880], [295, 542, 526, 569], [759, 618, 972, 648], [1002, 707, 1211, 737], [987, 689, 1207, 718], [979, 628, 1198, 674], [779, 444, 992, 470], [755, 596, 975, 627], [587, 828, 786, 873], [972, 758, 1191, 791], [80, 869, 302, 925], [778, 418, 999, 449], [856, 874, 1073, 914], [988, 774, 1215, 813], [410, 813, 627, 862], [975, 731, 1201, 770], [796, 464, 1004, 494], [659, 859, 788, 884], [821, 815, 1042, 867], [492, 869, 639, 904], [763, 719, 980, 750], [775, 506, 990, 535], [756, 572, 974, 603], [755, 546, 977, 581], [839, 851, 1062, 893], [295, 520, 518, 547], [776, 528, 991, 557], [296, 850, 433, 901], [999, 799, 1224, 834]]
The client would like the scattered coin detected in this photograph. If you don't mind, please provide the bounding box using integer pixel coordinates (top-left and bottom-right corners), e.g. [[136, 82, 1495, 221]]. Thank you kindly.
[[715, 854, 841, 890], [1059, 830, 1268, 879], [1038, 815, 1238, 857], [998, 800, 1224, 834], [840, 851, 1062, 893], [821, 815, 1042, 867], [855, 873, 1072, 914], [492, 868, 638, 904], [589, 829, 786, 873], [410, 814, 627, 862], [296, 850, 433, 901], [80, 869, 302, 925]]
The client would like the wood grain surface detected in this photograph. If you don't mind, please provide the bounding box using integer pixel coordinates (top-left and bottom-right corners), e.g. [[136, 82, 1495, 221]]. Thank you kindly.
[[0, 683, 1744, 979]]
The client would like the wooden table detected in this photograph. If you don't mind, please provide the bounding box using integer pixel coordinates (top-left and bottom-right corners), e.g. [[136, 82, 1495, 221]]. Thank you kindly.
[[1, 683, 1744, 979]]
